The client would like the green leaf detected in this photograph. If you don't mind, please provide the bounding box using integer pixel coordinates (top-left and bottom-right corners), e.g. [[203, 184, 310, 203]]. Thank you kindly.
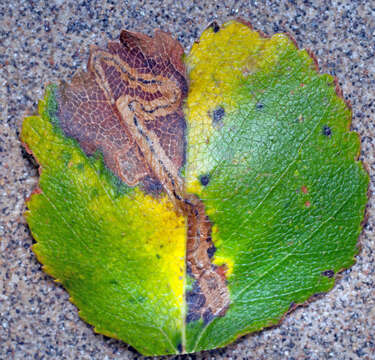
[[21, 20, 368, 355]]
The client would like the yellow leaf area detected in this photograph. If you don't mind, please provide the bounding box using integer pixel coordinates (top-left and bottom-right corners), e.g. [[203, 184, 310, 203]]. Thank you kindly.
[[22, 90, 186, 337], [87, 188, 186, 307], [185, 20, 293, 193]]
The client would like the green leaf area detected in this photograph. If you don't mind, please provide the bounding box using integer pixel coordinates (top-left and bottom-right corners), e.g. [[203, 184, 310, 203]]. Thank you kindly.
[[21, 21, 368, 355], [22, 86, 187, 355]]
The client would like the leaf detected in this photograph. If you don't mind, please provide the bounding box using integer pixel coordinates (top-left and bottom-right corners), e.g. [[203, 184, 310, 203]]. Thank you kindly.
[[21, 20, 368, 355]]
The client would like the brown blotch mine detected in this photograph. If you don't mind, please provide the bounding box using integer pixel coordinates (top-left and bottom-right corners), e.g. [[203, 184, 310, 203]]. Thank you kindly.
[[184, 195, 230, 323], [53, 29, 231, 326], [22, 20, 369, 351], [56, 29, 187, 195]]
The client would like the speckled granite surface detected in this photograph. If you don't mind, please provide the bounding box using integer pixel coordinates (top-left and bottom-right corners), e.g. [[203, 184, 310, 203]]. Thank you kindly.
[[0, 0, 374, 359]]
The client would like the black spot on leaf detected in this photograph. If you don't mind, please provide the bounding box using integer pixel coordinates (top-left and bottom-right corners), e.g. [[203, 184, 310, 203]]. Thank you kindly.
[[210, 21, 220, 33], [142, 176, 163, 195], [207, 244, 216, 258], [203, 308, 214, 324], [187, 282, 206, 311], [186, 263, 193, 276], [200, 174, 210, 186], [256, 102, 264, 109], [212, 106, 225, 127], [173, 190, 182, 200], [186, 311, 200, 323], [321, 270, 335, 278], [323, 125, 332, 137]]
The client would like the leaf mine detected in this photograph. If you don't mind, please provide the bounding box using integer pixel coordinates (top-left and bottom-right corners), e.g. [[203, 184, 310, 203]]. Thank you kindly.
[[21, 19, 368, 356], [57, 28, 232, 325]]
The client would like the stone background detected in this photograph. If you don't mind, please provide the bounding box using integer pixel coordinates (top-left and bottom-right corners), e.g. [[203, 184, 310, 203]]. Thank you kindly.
[[0, 0, 374, 359]]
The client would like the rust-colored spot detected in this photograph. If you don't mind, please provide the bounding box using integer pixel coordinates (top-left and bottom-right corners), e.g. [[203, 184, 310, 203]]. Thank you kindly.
[[301, 185, 308, 194], [26, 187, 43, 202], [216, 264, 228, 280], [305, 201, 311, 207]]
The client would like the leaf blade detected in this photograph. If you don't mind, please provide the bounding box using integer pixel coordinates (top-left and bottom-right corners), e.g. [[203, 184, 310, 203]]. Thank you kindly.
[[22, 87, 186, 355], [184, 20, 368, 352]]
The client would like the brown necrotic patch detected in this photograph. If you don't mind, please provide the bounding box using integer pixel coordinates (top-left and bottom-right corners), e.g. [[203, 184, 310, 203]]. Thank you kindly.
[[184, 195, 230, 323], [54, 28, 230, 323], [56, 29, 187, 196]]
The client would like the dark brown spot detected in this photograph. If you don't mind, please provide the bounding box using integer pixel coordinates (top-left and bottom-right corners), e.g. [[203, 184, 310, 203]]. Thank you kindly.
[[323, 125, 332, 137], [186, 311, 200, 323], [186, 263, 193, 276], [210, 21, 220, 33], [212, 106, 225, 127], [186, 283, 206, 311], [207, 244, 216, 258], [141, 176, 163, 195], [200, 174, 210, 186], [203, 308, 214, 324], [321, 270, 335, 278]]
